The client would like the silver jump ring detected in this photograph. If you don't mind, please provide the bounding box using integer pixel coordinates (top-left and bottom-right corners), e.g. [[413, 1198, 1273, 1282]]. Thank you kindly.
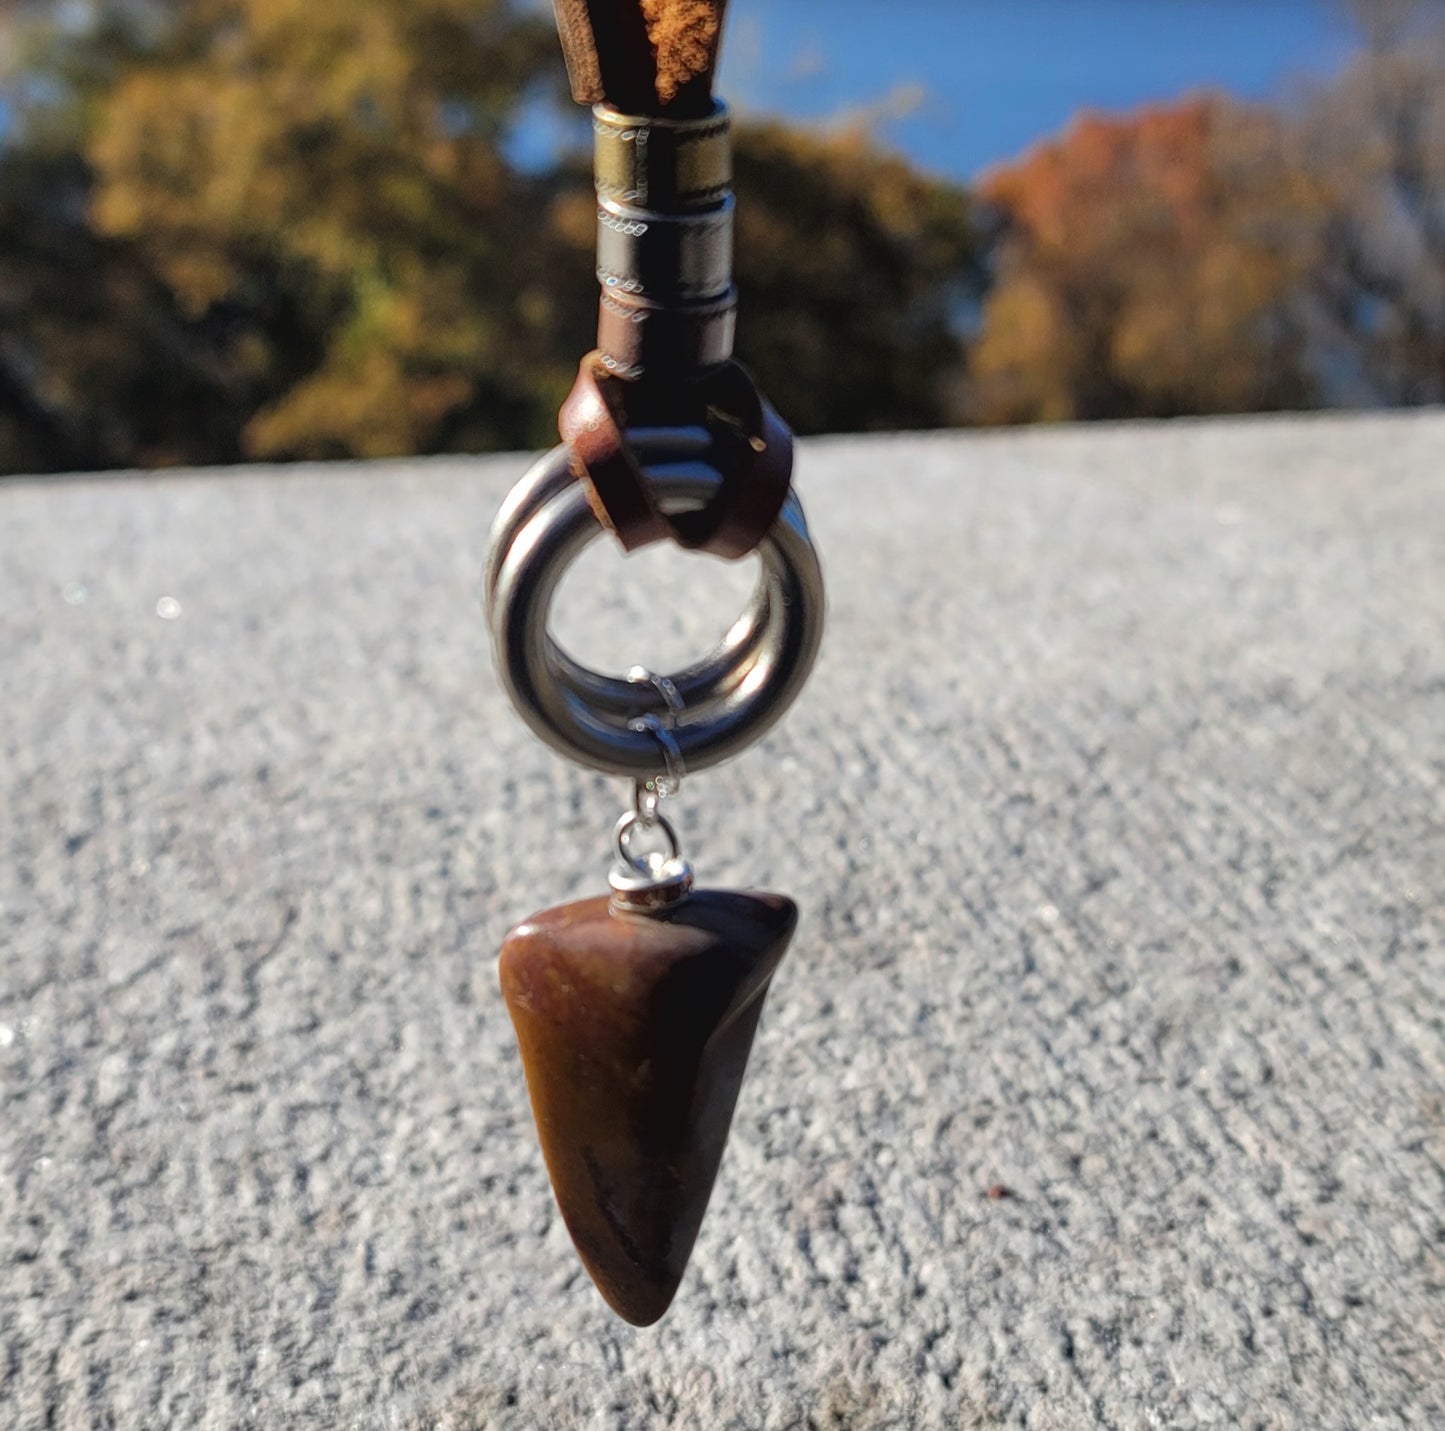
[[608, 807, 695, 910], [631, 707, 685, 789], [485, 433, 825, 779], [631, 722, 685, 822], [627, 667, 686, 802], [627, 667, 684, 721], [612, 808, 682, 877], [633, 781, 662, 825]]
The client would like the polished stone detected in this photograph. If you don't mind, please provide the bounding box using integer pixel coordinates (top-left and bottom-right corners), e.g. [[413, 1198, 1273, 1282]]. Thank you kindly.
[[498, 889, 797, 1325]]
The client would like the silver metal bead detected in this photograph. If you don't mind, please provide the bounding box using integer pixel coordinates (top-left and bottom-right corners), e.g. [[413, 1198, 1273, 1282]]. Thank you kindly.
[[593, 102, 732, 211], [595, 195, 734, 305]]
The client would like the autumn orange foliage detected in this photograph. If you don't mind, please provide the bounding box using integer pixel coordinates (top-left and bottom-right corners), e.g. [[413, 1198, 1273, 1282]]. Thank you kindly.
[[970, 97, 1330, 424]]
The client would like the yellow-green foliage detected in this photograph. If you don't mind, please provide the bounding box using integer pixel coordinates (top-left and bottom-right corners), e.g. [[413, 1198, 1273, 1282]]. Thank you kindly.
[[86, 0, 568, 460]]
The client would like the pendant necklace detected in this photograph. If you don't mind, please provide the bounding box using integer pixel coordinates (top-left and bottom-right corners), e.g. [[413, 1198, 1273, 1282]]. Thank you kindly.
[[483, 0, 825, 1326]]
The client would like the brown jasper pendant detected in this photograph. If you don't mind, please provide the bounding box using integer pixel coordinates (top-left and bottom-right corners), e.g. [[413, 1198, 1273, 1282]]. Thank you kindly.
[[499, 889, 797, 1325]]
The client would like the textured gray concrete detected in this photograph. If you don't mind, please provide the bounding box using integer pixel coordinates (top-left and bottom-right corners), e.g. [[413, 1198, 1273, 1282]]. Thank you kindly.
[[1, 412, 1443, 1430]]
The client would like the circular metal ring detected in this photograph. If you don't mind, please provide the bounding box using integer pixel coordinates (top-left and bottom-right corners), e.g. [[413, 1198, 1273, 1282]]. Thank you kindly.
[[485, 438, 825, 778], [613, 809, 682, 875], [608, 809, 694, 911], [484, 431, 783, 723]]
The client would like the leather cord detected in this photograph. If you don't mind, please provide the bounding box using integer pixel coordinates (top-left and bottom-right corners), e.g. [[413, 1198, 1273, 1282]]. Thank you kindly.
[[552, 0, 727, 116], [559, 353, 793, 560], [559, 354, 672, 550], [550, 2, 787, 560]]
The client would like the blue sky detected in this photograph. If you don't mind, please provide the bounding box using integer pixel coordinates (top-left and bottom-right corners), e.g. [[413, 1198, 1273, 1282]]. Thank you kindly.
[[717, 0, 1356, 178], [516, 0, 1359, 181], [3, 2, 1362, 182]]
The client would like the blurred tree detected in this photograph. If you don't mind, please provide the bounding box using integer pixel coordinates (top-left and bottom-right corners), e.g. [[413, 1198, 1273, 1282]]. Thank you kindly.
[[2, 0, 981, 473], [729, 120, 980, 436], [32, 3, 1440, 466], [1300, 4, 1445, 406], [85, 0, 570, 461], [0, 147, 242, 474], [1342, 0, 1445, 51], [0, 4, 242, 473], [968, 97, 1331, 425]]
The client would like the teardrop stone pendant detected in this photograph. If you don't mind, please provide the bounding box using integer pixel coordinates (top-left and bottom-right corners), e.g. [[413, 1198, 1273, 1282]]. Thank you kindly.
[[499, 889, 797, 1325]]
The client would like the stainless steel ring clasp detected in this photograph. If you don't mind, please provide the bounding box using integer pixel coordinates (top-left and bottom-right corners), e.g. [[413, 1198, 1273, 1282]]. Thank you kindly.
[[484, 429, 825, 780]]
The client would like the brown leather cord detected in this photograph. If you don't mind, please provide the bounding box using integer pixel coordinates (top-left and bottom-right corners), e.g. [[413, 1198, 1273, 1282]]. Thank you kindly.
[[558, 356, 672, 550], [559, 353, 793, 560], [691, 366, 794, 559], [552, 1, 727, 116], [551, 0, 787, 560]]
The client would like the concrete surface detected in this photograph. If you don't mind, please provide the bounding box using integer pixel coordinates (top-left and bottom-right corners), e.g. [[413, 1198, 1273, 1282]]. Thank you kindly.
[[1, 412, 1443, 1430]]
